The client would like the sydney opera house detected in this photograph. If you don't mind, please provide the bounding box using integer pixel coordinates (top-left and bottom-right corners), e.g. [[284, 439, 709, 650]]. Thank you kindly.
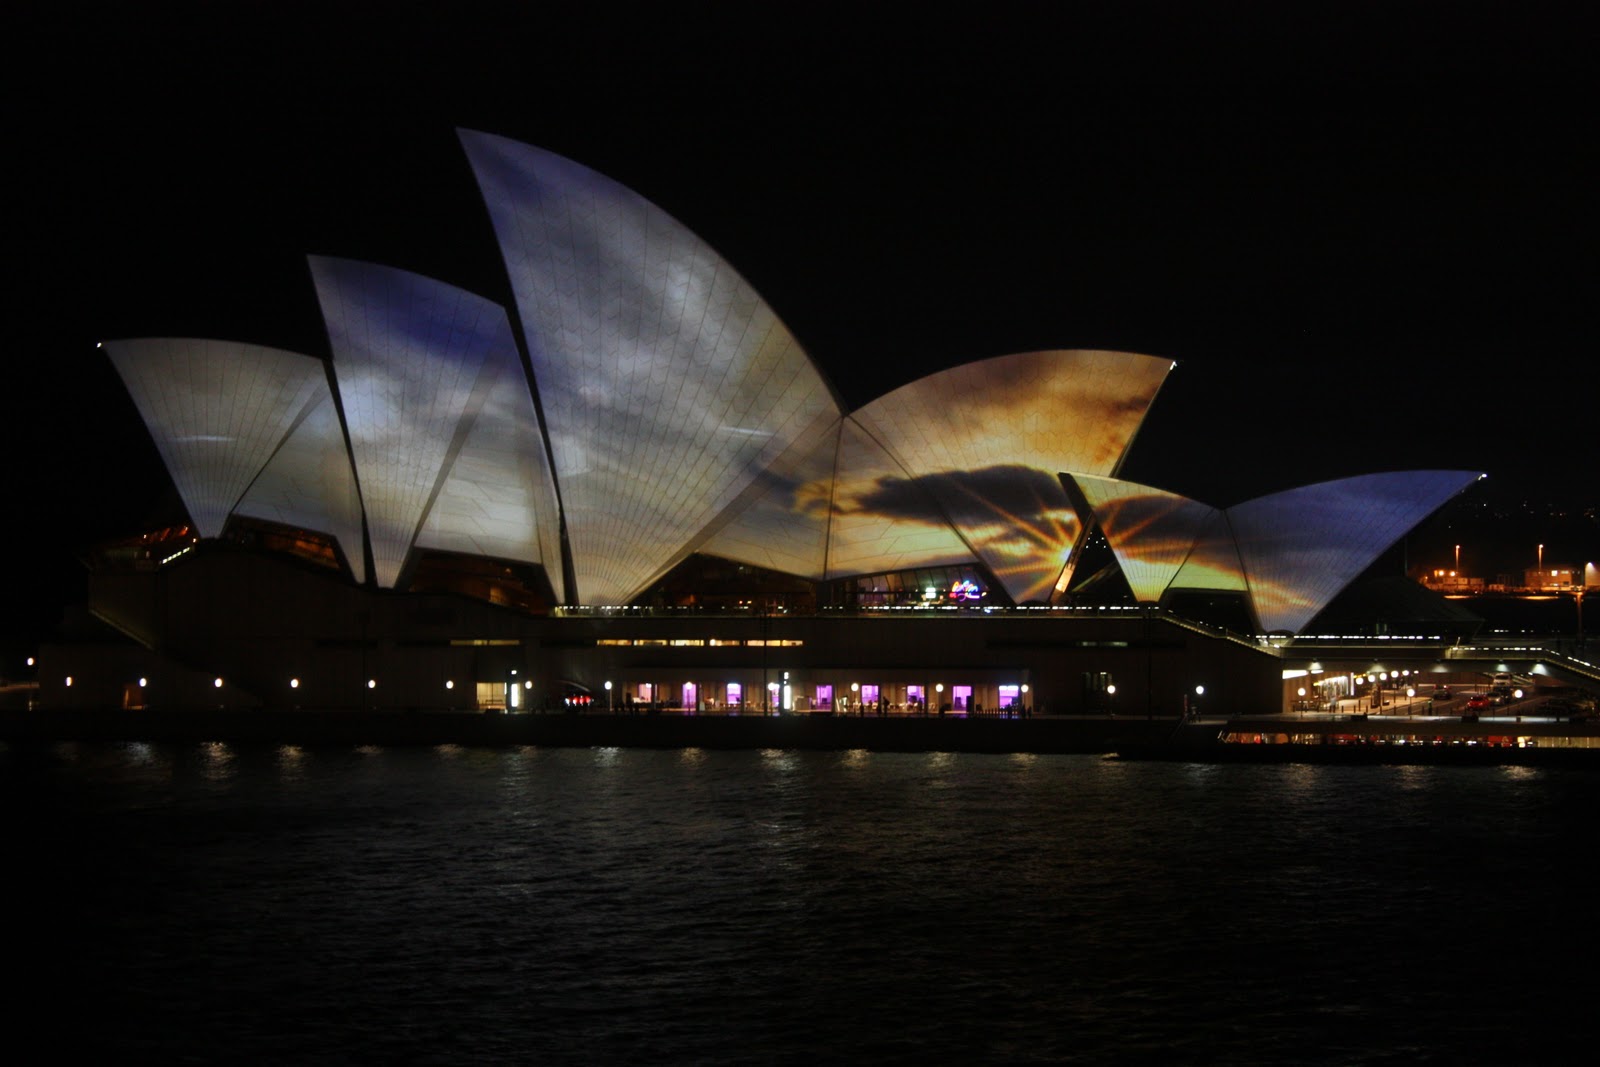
[[38, 132, 1482, 716]]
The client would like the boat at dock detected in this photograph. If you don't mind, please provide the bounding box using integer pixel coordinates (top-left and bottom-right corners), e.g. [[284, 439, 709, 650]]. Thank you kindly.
[[1114, 712, 1600, 766]]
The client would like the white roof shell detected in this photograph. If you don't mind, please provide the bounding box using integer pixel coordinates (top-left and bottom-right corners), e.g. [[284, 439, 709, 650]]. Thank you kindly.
[[312, 256, 561, 591], [104, 339, 359, 566], [461, 132, 842, 605], [1070, 471, 1483, 633], [850, 350, 1171, 603]]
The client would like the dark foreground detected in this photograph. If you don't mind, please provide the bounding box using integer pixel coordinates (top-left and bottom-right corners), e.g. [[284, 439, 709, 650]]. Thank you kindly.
[[14, 744, 1600, 1064]]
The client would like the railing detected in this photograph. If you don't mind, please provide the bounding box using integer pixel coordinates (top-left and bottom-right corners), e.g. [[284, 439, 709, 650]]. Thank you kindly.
[[1443, 643, 1600, 685]]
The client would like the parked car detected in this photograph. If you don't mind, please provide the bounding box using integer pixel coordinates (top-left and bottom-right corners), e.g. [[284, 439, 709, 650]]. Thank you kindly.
[[1432, 684, 1451, 700], [1465, 694, 1491, 711]]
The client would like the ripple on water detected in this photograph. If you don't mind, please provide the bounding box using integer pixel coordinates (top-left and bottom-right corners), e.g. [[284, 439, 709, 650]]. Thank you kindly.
[[6, 744, 1598, 1063]]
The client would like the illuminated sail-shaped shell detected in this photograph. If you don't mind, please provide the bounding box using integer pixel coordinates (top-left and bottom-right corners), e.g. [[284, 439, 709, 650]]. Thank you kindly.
[[313, 256, 559, 591], [1228, 471, 1482, 634], [411, 338, 563, 597], [105, 338, 330, 539], [851, 350, 1172, 603], [1167, 510, 1249, 595], [460, 131, 841, 604], [1070, 475, 1218, 604], [696, 412, 844, 578], [234, 388, 367, 584], [825, 418, 974, 578]]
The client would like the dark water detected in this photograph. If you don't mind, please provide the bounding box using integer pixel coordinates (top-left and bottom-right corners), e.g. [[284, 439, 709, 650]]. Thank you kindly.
[[8, 741, 1595, 1064]]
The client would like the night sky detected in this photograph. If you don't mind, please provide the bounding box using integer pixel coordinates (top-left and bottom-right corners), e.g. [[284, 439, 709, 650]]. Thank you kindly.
[[7, 3, 1595, 643]]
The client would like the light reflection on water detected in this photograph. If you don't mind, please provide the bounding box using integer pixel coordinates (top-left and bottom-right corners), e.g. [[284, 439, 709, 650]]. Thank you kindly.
[[5, 742, 1598, 1064], [200, 740, 234, 782]]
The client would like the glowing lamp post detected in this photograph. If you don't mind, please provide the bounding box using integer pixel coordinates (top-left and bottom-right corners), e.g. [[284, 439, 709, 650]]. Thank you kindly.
[[605, 679, 613, 712]]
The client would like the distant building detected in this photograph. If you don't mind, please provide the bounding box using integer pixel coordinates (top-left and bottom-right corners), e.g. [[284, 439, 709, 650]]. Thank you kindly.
[[1524, 567, 1580, 592], [1419, 569, 1486, 594]]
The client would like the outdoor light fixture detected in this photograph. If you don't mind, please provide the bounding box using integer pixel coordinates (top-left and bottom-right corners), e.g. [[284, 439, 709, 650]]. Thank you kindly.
[[1195, 685, 1205, 696], [445, 680, 454, 690], [367, 679, 377, 689], [214, 677, 223, 688], [64, 676, 72, 687], [290, 678, 300, 688], [138, 677, 147, 688]]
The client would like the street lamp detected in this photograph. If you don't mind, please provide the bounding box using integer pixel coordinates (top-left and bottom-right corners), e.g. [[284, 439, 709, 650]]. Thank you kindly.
[[605, 679, 613, 712], [1106, 683, 1116, 717]]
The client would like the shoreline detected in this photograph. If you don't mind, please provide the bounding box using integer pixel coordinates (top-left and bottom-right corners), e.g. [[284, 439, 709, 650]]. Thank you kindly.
[[0, 707, 1175, 754], [9, 709, 1598, 765]]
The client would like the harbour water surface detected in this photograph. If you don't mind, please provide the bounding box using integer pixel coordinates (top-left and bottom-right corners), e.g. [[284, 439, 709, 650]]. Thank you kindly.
[[9, 741, 1595, 1063]]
